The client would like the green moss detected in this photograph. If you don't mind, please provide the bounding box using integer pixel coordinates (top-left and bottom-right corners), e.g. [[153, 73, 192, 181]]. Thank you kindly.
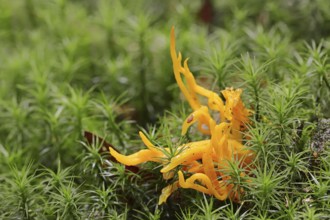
[[0, 0, 329, 219]]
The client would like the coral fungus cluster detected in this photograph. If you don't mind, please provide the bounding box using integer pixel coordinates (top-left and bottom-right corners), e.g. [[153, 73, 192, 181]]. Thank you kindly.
[[109, 27, 254, 204]]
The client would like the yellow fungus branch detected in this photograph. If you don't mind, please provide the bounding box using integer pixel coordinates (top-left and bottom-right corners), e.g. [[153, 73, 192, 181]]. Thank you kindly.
[[109, 27, 254, 205], [170, 27, 201, 110], [109, 147, 164, 166], [160, 140, 209, 173]]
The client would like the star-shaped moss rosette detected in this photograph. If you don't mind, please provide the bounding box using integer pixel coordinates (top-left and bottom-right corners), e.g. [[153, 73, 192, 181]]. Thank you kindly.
[[109, 27, 255, 205]]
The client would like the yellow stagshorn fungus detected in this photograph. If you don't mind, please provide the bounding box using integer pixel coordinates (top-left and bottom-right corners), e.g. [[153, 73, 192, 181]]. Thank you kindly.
[[109, 27, 254, 205]]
